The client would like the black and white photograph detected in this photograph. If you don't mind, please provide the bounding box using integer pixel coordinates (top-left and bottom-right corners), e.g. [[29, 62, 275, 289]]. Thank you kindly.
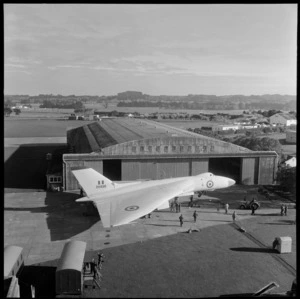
[[4, 4, 296, 297]]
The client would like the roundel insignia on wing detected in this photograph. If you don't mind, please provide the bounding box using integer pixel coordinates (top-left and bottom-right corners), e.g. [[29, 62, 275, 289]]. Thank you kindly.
[[206, 180, 214, 188], [125, 206, 139, 211]]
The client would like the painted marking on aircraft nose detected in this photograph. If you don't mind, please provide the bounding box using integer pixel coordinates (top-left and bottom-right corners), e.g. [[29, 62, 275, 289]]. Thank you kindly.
[[206, 180, 214, 188], [125, 206, 139, 211]]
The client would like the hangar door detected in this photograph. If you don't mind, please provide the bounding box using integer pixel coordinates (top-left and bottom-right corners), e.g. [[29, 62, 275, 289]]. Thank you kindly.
[[258, 157, 275, 185], [241, 158, 258, 185], [209, 158, 241, 184], [191, 159, 209, 176], [103, 160, 121, 181], [156, 159, 190, 179], [121, 159, 190, 180]]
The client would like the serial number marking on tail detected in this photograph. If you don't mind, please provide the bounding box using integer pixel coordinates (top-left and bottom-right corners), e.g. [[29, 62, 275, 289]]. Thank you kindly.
[[125, 206, 139, 211], [96, 185, 107, 189]]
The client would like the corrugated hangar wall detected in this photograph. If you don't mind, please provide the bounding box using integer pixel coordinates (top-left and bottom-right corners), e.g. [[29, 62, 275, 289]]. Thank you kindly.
[[63, 154, 277, 191]]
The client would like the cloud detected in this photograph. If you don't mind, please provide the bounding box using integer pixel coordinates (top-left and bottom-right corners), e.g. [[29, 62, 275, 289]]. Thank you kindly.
[[6, 70, 32, 75], [5, 63, 26, 68]]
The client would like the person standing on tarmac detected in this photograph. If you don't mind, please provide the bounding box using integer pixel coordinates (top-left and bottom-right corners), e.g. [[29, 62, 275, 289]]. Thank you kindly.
[[97, 252, 104, 268], [280, 204, 285, 216], [91, 258, 96, 278], [179, 214, 184, 227], [232, 211, 237, 222], [225, 203, 229, 214], [251, 205, 255, 215], [193, 210, 198, 223]]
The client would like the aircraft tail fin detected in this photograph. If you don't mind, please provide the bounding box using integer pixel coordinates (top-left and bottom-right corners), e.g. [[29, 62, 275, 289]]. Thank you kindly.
[[72, 168, 117, 197]]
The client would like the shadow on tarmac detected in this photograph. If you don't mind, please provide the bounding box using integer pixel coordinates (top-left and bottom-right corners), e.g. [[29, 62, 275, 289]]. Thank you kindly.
[[230, 247, 276, 254], [5, 191, 99, 241], [204, 219, 232, 222], [261, 220, 295, 225], [18, 265, 57, 298], [146, 224, 180, 227], [4, 143, 67, 189], [255, 213, 281, 216]]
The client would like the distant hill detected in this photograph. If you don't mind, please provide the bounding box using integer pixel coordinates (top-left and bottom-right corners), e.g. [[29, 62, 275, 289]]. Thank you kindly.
[[4, 93, 296, 111], [117, 93, 296, 111]]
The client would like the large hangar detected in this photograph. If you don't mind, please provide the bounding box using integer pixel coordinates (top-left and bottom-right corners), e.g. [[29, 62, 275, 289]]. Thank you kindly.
[[63, 118, 278, 191]]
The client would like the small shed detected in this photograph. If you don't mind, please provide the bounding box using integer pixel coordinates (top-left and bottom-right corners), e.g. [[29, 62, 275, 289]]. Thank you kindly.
[[56, 240, 87, 295]]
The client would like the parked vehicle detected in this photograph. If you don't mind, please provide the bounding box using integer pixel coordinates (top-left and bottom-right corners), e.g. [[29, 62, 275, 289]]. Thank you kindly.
[[240, 199, 260, 210]]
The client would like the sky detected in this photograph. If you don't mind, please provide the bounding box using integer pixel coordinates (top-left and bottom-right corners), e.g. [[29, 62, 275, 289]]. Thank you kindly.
[[4, 4, 297, 96]]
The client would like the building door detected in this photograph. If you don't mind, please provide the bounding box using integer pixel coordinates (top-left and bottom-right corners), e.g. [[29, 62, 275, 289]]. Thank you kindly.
[[103, 159, 122, 181], [209, 157, 241, 184]]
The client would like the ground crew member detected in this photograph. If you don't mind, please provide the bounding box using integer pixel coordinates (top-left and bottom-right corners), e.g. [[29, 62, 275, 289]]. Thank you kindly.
[[280, 204, 285, 216], [79, 188, 84, 198], [225, 203, 229, 214], [179, 214, 184, 227], [91, 258, 96, 278], [189, 196, 193, 208], [232, 211, 237, 222], [97, 252, 104, 268], [251, 205, 255, 215], [284, 205, 288, 216], [193, 210, 198, 223]]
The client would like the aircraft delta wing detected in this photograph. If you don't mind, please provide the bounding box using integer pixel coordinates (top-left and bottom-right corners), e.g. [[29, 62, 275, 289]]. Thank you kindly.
[[72, 168, 235, 228]]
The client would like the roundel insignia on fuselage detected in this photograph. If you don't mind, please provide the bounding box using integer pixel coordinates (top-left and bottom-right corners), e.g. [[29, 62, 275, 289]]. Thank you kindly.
[[125, 206, 139, 211], [206, 180, 214, 188]]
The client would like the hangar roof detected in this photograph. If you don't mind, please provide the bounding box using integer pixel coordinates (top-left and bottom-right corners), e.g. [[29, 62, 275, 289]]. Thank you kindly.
[[68, 118, 220, 148], [67, 118, 254, 155]]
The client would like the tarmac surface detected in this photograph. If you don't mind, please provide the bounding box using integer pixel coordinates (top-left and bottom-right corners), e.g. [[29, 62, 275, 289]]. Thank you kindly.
[[4, 187, 296, 297]]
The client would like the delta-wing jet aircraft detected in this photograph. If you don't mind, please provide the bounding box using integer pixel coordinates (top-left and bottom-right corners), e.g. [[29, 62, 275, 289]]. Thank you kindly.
[[72, 168, 235, 228]]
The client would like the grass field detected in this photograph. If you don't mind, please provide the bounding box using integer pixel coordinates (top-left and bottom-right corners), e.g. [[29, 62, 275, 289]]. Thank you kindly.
[[4, 119, 94, 138]]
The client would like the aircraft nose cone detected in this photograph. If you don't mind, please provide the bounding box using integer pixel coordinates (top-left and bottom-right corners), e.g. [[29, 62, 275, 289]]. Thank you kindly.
[[228, 179, 235, 187]]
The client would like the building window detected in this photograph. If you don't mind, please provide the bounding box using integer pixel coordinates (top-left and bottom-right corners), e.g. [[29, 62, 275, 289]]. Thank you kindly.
[[132, 146, 136, 153], [172, 146, 176, 152], [195, 146, 200, 153], [148, 146, 152, 152], [156, 146, 160, 152], [187, 146, 192, 153], [210, 145, 214, 152], [203, 145, 207, 152], [180, 146, 184, 152], [49, 177, 54, 183], [164, 146, 169, 153], [140, 146, 144, 153]]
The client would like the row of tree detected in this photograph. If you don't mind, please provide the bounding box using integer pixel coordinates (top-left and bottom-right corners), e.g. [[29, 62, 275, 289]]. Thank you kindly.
[[4, 107, 21, 116], [39, 100, 84, 109]]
